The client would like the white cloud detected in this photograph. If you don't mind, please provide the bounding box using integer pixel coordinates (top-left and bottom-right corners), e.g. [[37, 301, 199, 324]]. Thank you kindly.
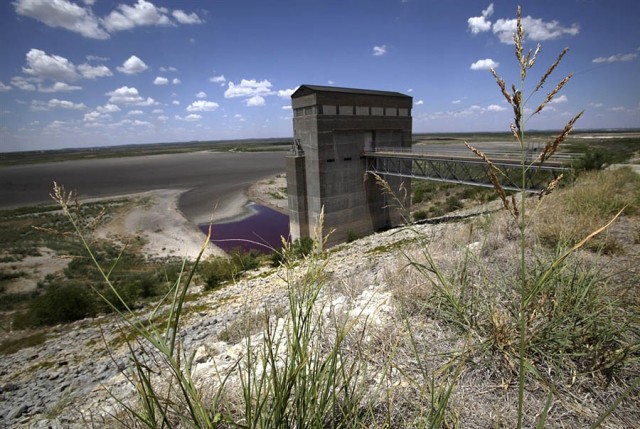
[[282, 105, 292, 110], [470, 58, 499, 70], [0, 82, 13, 92], [159, 66, 177, 72], [84, 110, 110, 122], [277, 87, 298, 98], [246, 95, 265, 107], [452, 99, 461, 104], [132, 119, 151, 126], [186, 100, 219, 112], [234, 114, 243, 118], [22, 49, 78, 81], [127, 109, 144, 115], [13, 0, 109, 39], [209, 74, 226, 85], [492, 16, 579, 45], [183, 114, 201, 121], [152, 108, 163, 114], [195, 91, 207, 98], [11, 76, 37, 91], [172, 10, 202, 24], [373, 45, 387, 56], [102, 0, 171, 32], [156, 115, 168, 121], [86, 55, 109, 62], [415, 100, 424, 105], [550, 94, 568, 104], [592, 53, 638, 64], [154, 76, 169, 85], [38, 82, 82, 92], [468, 3, 494, 35], [224, 79, 273, 98], [588, 102, 603, 108], [172, 78, 181, 85], [487, 104, 506, 112], [106, 86, 156, 105], [117, 55, 148, 74], [78, 63, 112, 79], [31, 98, 87, 111], [172, 100, 180, 105], [97, 103, 120, 113]]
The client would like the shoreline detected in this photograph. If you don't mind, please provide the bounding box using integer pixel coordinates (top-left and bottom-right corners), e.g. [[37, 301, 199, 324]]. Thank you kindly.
[[95, 173, 288, 259]]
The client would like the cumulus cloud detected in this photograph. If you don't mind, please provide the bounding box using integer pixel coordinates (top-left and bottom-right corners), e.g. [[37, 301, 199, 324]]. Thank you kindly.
[[13, 0, 109, 39], [224, 79, 273, 98], [186, 100, 219, 112], [172, 10, 202, 24], [78, 63, 112, 79], [31, 98, 87, 111], [195, 91, 207, 98], [172, 78, 181, 85], [127, 109, 144, 115], [282, 105, 292, 110], [277, 87, 298, 98], [154, 76, 169, 85], [106, 86, 156, 105], [102, 0, 171, 32], [493, 16, 579, 44], [183, 114, 201, 121], [172, 100, 180, 105], [246, 95, 265, 106], [209, 75, 226, 85], [159, 66, 177, 72], [467, 4, 579, 44], [550, 94, 568, 104], [468, 3, 494, 34], [117, 55, 148, 74], [23, 49, 79, 81], [0, 81, 13, 92], [415, 100, 424, 105], [97, 103, 120, 113], [470, 58, 499, 70], [487, 104, 506, 112], [373, 45, 387, 56], [14, 0, 204, 39], [38, 82, 82, 92], [592, 53, 638, 64], [11, 76, 37, 91]]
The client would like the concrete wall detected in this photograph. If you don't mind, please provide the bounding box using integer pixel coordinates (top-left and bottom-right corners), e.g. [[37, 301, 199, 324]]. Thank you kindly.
[[287, 86, 412, 246]]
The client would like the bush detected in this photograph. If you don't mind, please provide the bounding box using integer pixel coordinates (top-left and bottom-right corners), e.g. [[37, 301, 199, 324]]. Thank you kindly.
[[199, 248, 261, 290], [413, 210, 428, 221], [16, 283, 97, 327], [270, 236, 314, 266]]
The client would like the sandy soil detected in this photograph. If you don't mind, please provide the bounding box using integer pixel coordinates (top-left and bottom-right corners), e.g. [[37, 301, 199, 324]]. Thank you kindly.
[[95, 173, 288, 260]]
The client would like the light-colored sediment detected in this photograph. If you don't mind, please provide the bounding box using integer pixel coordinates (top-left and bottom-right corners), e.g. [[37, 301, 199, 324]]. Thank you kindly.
[[95, 189, 224, 259]]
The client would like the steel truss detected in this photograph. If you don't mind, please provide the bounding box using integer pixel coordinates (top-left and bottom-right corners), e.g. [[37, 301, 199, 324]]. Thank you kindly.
[[365, 153, 570, 191]]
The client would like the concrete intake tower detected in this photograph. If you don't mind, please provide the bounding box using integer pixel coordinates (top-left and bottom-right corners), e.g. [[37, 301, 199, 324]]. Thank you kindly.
[[286, 85, 413, 246]]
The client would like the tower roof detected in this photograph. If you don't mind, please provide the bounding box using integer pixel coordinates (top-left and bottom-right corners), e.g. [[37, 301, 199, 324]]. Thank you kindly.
[[292, 84, 411, 99]]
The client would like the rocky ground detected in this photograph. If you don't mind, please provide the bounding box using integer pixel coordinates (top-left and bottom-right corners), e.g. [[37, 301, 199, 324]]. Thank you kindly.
[[1, 170, 638, 428]]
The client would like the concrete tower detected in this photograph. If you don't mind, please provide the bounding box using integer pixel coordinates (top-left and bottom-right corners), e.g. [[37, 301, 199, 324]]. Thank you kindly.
[[286, 85, 412, 245]]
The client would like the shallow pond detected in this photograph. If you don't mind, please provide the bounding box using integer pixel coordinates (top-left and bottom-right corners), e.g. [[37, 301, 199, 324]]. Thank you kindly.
[[199, 202, 289, 253]]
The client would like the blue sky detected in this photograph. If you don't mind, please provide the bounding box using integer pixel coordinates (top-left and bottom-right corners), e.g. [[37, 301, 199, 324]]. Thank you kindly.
[[1, 0, 638, 152]]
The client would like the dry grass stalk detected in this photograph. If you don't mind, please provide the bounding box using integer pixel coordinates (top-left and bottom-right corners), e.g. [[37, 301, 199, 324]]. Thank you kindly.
[[491, 67, 512, 106], [464, 142, 517, 217], [534, 47, 569, 93], [538, 174, 564, 199], [532, 73, 573, 116], [539, 110, 584, 163]]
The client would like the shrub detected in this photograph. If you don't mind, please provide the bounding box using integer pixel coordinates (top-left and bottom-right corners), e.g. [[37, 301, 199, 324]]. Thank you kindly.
[[16, 283, 97, 327]]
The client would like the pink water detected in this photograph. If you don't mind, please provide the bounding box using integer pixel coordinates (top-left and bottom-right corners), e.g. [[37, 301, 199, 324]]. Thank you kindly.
[[199, 202, 289, 253]]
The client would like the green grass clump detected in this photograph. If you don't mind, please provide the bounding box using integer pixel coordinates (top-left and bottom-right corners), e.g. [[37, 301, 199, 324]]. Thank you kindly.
[[198, 248, 261, 290]]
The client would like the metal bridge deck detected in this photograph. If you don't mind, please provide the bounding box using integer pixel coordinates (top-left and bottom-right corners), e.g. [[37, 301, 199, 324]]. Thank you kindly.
[[365, 147, 576, 191]]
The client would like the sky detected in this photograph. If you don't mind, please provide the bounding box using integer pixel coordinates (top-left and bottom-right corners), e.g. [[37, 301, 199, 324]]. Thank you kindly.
[[0, 0, 638, 152]]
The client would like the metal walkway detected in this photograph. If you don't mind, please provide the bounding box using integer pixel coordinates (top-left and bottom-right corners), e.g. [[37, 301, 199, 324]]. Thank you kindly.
[[365, 147, 576, 191]]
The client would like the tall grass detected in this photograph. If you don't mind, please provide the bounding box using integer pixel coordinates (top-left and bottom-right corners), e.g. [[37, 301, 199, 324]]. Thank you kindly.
[[44, 6, 639, 428]]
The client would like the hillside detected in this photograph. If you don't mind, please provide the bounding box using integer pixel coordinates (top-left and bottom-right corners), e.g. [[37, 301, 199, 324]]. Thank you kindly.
[[1, 167, 638, 428]]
